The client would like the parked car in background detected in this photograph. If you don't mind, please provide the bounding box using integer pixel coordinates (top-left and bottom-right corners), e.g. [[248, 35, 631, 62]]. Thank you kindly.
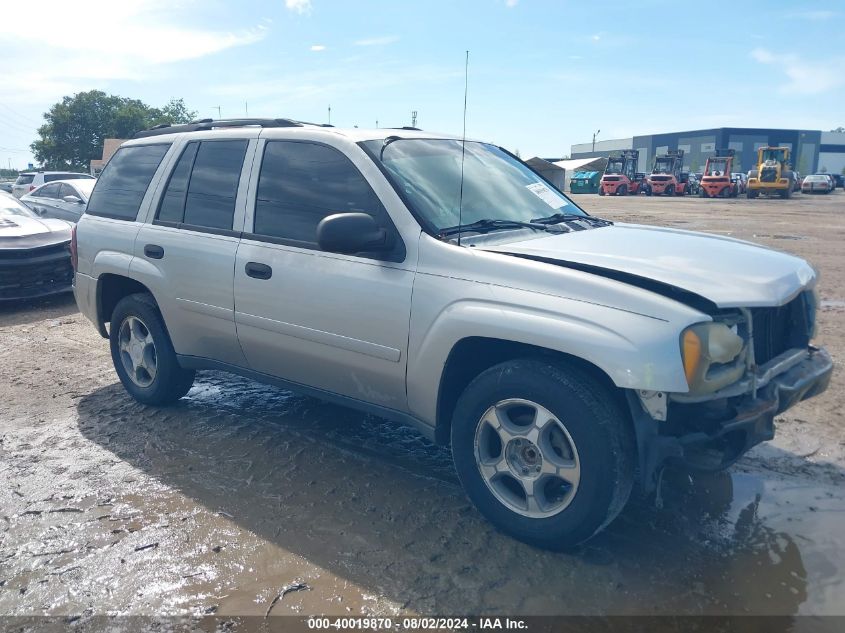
[[0, 191, 73, 300], [21, 179, 95, 223], [11, 171, 95, 198], [0, 182, 13, 194], [831, 174, 844, 189], [73, 119, 832, 549], [731, 172, 747, 195], [801, 174, 833, 194]]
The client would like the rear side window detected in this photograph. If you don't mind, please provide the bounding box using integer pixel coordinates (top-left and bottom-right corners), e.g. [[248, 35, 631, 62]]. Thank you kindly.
[[36, 183, 61, 198], [87, 144, 170, 220], [15, 174, 34, 185], [155, 140, 247, 230], [46, 173, 93, 182], [253, 141, 383, 246]]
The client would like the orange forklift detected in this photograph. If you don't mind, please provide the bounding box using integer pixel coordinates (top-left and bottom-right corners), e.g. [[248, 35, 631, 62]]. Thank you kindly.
[[699, 149, 738, 198], [599, 150, 648, 196], [645, 149, 689, 196]]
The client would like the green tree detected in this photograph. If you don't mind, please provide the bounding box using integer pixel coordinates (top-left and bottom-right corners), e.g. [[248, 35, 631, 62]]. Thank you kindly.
[[831, 126, 844, 133], [31, 91, 196, 171]]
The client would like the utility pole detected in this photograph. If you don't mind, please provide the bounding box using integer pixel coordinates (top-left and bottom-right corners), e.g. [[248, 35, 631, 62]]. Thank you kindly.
[[376, 119, 379, 128], [411, 110, 418, 127], [328, 105, 331, 125], [245, 101, 249, 116], [213, 106, 222, 118], [592, 129, 601, 153]]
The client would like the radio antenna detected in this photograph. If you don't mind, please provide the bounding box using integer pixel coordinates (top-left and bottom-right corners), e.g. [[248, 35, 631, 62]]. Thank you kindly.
[[457, 50, 469, 247]]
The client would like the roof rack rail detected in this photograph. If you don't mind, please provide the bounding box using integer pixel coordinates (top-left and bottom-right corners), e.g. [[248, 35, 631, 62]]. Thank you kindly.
[[132, 117, 331, 139]]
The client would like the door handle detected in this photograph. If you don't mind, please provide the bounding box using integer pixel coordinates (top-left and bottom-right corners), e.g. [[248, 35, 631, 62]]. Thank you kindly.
[[144, 244, 165, 259], [245, 261, 272, 280]]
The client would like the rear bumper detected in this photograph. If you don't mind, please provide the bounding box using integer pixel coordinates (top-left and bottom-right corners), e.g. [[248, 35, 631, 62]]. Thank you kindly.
[[635, 346, 833, 489]]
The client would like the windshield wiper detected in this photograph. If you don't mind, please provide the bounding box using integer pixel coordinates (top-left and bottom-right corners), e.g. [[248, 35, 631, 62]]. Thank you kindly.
[[438, 218, 559, 238], [530, 212, 613, 227]]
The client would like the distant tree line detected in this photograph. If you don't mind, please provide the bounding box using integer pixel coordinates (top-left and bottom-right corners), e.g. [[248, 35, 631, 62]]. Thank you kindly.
[[31, 90, 196, 171]]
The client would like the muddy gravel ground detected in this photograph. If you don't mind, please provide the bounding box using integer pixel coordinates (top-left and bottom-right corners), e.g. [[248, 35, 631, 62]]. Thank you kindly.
[[1, 192, 844, 619]]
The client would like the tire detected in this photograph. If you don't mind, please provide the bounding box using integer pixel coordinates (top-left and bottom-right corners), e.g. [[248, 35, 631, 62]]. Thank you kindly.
[[450, 359, 636, 550], [747, 188, 758, 199], [665, 184, 675, 196], [617, 184, 627, 196], [598, 187, 605, 196], [699, 188, 707, 198], [109, 293, 196, 405], [645, 186, 653, 196], [720, 186, 731, 198]]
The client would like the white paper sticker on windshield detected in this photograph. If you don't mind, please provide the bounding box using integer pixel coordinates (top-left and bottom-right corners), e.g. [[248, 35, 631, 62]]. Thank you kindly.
[[526, 182, 565, 209]]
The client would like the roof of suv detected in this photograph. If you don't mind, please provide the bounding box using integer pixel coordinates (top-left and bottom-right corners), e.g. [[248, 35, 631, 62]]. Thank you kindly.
[[127, 118, 460, 146]]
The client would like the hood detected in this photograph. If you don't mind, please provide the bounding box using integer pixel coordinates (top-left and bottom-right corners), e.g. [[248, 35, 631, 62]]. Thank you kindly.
[[479, 223, 815, 309], [0, 214, 71, 247]]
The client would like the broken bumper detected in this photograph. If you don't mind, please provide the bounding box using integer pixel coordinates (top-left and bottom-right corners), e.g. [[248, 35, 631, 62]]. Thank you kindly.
[[680, 346, 832, 451], [637, 347, 833, 488]]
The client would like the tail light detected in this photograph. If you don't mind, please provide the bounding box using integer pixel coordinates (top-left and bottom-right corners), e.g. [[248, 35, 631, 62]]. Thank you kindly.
[[70, 224, 78, 271], [29, 185, 35, 192]]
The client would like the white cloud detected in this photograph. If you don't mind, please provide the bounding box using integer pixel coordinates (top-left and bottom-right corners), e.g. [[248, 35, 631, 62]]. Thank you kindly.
[[751, 48, 845, 95], [310, 45, 326, 51], [285, 0, 312, 14], [354, 36, 400, 46], [788, 9, 838, 20], [505, 0, 519, 7], [0, 0, 267, 103], [592, 34, 601, 41]]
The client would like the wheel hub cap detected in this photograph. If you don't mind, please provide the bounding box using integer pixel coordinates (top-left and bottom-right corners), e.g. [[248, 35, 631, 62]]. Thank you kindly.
[[473, 398, 581, 518], [505, 438, 543, 478], [117, 315, 158, 388]]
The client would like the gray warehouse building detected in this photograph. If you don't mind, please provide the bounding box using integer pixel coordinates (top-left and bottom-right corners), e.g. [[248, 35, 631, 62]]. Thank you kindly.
[[571, 127, 845, 176]]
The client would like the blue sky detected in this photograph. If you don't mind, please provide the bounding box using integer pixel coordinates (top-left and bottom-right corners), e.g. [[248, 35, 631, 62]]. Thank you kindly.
[[1, 0, 843, 169]]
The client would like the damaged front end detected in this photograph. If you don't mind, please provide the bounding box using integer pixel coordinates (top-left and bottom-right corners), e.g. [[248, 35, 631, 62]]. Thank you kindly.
[[630, 289, 833, 491]]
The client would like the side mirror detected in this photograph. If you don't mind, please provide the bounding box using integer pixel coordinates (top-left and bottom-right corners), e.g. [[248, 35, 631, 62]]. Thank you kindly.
[[317, 212, 390, 255], [63, 195, 83, 204]]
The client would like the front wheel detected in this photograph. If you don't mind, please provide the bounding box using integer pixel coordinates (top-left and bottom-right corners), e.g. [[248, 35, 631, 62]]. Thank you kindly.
[[110, 293, 196, 405], [450, 359, 636, 550]]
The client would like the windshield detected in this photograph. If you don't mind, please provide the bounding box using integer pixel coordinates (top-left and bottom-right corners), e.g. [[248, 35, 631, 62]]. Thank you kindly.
[[364, 138, 585, 232], [605, 159, 624, 174], [1, 194, 37, 219], [653, 158, 674, 174], [761, 149, 785, 163], [705, 158, 729, 176]]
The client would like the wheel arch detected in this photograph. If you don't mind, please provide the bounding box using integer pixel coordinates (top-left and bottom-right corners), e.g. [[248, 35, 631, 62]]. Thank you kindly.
[[96, 273, 158, 338], [434, 336, 628, 445]]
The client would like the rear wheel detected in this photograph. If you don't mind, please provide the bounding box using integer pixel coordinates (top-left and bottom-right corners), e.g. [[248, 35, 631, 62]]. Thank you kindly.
[[598, 187, 605, 196], [110, 293, 195, 405], [450, 359, 635, 550], [747, 188, 758, 199], [665, 184, 675, 196], [617, 184, 628, 196]]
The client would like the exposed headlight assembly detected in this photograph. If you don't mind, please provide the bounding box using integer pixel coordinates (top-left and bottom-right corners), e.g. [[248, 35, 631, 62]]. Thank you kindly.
[[681, 322, 746, 395]]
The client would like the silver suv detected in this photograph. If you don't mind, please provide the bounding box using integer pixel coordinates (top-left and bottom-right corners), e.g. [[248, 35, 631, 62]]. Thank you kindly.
[[73, 118, 832, 549]]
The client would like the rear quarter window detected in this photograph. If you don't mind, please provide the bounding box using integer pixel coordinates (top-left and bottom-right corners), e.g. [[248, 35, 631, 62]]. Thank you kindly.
[[87, 144, 170, 220], [46, 173, 93, 182], [15, 174, 34, 185]]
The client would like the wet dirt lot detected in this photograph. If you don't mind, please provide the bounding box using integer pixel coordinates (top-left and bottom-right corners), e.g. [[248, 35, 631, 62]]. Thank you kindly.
[[1, 192, 844, 618]]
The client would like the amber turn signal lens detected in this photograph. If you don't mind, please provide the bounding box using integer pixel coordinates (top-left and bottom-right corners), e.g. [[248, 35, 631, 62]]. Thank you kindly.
[[683, 329, 702, 385]]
